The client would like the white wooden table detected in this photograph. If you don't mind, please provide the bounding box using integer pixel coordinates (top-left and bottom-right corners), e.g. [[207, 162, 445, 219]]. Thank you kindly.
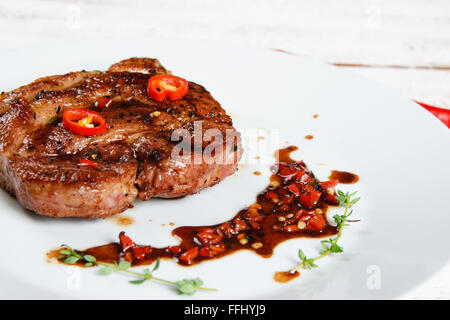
[[0, 0, 449, 299]]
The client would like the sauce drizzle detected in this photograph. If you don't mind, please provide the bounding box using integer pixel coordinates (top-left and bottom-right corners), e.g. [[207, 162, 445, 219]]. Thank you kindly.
[[52, 146, 342, 270]]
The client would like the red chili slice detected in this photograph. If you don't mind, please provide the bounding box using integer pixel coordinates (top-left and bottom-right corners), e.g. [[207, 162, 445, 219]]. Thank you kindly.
[[179, 247, 199, 265], [63, 108, 106, 136], [320, 180, 339, 205], [296, 210, 308, 221], [300, 190, 322, 208], [296, 161, 305, 167], [287, 183, 300, 195], [210, 244, 226, 253], [123, 251, 133, 262], [232, 219, 248, 233], [265, 191, 279, 199], [305, 214, 326, 231], [298, 172, 311, 184], [199, 247, 213, 257], [96, 97, 113, 108], [200, 228, 216, 234], [284, 225, 300, 232], [279, 167, 295, 178], [77, 159, 98, 168], [281, 194, 294, 204], [324, 190, 340, 205], [119, 232, 136, 253], [130, 246, 152, 261], [296, 169, 305, 181], [195, 232, 223, 246], [147, 75, 188, 102], [167, 245, 183, 255], [118, 232, 152, 261], [320, 180, 339, 190]]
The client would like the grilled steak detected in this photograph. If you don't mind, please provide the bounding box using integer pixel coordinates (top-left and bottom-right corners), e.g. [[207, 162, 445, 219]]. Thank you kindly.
[[0, 58, 242, 218]]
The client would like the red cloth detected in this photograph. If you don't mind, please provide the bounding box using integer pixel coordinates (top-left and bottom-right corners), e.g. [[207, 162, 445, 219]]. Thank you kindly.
[[416, 101, 450, 129]]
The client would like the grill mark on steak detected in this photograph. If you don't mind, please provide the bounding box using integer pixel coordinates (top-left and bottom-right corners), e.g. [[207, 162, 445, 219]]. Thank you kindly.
[[0, 58, 242, 218]]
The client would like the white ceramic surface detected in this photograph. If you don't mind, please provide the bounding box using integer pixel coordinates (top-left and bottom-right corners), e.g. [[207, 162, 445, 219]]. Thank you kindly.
[[0, 41, 448, 299]]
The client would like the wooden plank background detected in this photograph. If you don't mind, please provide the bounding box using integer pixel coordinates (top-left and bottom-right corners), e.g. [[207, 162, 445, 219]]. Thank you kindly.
[[1, 0, 449, 108], [0, 0, 449, 299]]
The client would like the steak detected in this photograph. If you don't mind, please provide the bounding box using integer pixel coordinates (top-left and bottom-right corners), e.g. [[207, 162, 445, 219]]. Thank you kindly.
[[0, 58, 242, 218]]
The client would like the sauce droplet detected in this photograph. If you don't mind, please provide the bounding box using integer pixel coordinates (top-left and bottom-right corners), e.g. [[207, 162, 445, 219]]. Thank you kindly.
[[305, 135, 314, 140], [113, 216, 135, 226], [329, 170, 359, 184], [273, 270, 300, 283]]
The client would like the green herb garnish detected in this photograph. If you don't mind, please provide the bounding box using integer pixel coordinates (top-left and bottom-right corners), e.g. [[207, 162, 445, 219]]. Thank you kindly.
[[58, 247, 216, 295]]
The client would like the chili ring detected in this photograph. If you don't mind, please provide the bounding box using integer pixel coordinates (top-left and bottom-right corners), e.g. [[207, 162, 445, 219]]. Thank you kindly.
[[62, 108, 106, 136]]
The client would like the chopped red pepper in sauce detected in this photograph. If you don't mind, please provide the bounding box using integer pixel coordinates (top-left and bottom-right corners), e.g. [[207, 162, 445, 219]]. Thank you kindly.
[[119, 231, 152, 262], [77, 159, 99, 168], [64, 146, 353, 270], [95, 97, 113, 108]]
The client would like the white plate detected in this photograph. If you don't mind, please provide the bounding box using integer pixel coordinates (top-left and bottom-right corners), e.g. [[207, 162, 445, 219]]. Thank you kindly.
[[0, 41, 448, 299]]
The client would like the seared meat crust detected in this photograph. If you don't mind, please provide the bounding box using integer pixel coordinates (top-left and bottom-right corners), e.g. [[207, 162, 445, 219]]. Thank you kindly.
[[0, 58, 242, 218]]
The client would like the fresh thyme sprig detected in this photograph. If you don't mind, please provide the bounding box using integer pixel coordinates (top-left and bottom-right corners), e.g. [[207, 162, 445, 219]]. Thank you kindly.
[[58, 246, 217, 295], [290, 190, 360, 273]]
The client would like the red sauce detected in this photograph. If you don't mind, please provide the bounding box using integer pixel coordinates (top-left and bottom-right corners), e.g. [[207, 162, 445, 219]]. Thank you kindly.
[[304, 135, 314, 140], [329, 170, 359, 184], [53, 146, 340, 268]]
